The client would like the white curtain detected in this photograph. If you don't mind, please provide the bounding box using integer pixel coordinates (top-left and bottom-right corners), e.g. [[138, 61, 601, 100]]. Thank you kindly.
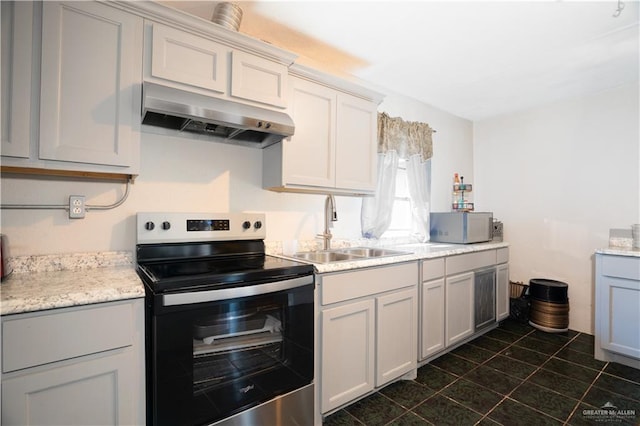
[[406, 154, 432, 242], [361, 112, 434, 240], [361, 151, 399, 238]]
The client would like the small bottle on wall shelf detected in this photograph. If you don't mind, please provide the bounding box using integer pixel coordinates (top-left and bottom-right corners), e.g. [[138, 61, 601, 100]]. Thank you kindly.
[[452, 173, 460, 211], [452, 173, 474, 211]]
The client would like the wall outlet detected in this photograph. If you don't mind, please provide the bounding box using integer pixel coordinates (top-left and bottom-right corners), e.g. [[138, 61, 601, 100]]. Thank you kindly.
[[69, 195, 86, 219]]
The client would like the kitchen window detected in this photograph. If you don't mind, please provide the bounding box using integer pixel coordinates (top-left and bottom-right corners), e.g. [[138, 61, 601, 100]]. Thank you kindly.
[[385, 160, 412, 236], [383, 158, 432, 239], [361, 112, 434, 240]]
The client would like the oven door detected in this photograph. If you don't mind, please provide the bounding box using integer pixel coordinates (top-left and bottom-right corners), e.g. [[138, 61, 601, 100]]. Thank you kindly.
[[147, 278, 314, 426]]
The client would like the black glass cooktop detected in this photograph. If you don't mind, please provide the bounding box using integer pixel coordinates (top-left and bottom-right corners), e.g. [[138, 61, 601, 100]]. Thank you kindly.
[[137, 253, 313, 294]]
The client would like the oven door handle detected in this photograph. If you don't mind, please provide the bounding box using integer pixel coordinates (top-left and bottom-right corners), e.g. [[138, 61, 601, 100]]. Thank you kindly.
[[162, 275, 314, 306]]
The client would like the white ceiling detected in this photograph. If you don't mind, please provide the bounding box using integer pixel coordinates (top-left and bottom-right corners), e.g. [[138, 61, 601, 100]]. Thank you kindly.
[[162, 0, 640, 121]]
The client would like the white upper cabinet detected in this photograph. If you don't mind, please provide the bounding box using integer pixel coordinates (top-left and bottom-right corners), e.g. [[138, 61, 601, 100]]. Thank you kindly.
[[263, 65, 383, 195], [335, 93, 378, 191], [150, 23, 227, 94], [279, 77, 336, 188], [145, 21, 288, 109], [230, 51, 287, 108], [1, 1, 33, 159], [39, 1, 143, 169]]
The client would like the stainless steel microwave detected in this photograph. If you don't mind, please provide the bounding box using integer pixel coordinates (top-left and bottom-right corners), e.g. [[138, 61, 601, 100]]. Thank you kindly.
[[430, 212, 493, 244]]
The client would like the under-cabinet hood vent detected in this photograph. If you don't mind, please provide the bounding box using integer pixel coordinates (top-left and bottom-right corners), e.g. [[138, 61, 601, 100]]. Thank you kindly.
[[141, 82, 294, 148]]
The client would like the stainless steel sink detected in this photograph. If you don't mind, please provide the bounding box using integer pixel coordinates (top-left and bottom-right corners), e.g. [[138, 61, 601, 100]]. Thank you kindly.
[[289, 247, 412, 264], [290, 251, 361, 263], [336, 247, 412, 258]]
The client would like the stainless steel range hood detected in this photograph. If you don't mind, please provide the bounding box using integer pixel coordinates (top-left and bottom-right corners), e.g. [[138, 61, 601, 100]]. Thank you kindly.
[[141, 82, 294, 148]]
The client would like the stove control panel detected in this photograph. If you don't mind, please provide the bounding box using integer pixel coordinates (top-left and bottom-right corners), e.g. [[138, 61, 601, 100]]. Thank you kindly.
[[137, 212, 266, 244]]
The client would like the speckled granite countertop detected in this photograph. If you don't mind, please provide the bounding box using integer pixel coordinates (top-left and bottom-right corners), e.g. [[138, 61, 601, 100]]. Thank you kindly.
[[278, 241, 510, 274], [1, 252, 145, 316], [1, 243, 510, 315], [595, 247, 640, 257]]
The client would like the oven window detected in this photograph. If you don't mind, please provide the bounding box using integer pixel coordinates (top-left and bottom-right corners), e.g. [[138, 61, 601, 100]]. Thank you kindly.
[[192, 303, 285, 395], [150, 284, 313, 426]]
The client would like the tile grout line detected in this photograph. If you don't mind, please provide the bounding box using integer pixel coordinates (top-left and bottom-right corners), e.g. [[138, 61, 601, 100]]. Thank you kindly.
[[562, 364, 609, 426], [411, 324, 538, 425], [473, 326, 596, 425], [328, 321, 638, 426], [491, 329, 594, 425], [473, 325, 540, 424]]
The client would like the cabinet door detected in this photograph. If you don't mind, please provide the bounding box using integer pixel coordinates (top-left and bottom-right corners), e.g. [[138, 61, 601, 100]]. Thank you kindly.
[[2, 351, 138, 425], [1, 1, 33, 159], [150, 23, 227, 94], [231, 51, 287, 108], [335, 93, 378, 192], [39, 2, 142, 167], [496, 263, 510, 321], [376, 288, 417, 386], [321, 299, 375, 413], [599, 275, 640, 359], [421, 278, 446, 359], [446, 272, 474, 347], [284, 77, 336, 188]]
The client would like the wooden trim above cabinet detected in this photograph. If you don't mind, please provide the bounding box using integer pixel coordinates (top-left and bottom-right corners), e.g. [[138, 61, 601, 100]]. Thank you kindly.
[[0, 166, 136, 183]]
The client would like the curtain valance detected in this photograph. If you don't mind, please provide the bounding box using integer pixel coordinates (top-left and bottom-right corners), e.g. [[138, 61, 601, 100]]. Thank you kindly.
[[377, 112, 434, 160]]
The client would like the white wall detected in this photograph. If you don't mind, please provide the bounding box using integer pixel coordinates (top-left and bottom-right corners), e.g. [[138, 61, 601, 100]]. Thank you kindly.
[[474, 82, 640, 334], [0, 132, 362, 256], [0, 92, 472, 257], [2, 133, 360, 256]]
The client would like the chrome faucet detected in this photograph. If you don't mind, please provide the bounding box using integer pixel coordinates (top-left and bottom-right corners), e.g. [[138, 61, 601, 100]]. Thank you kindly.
[[318, 194, 338, 250]]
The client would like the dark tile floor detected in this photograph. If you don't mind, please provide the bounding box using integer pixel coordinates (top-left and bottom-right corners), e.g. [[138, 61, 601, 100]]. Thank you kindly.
[[323, 319, 640, 426]]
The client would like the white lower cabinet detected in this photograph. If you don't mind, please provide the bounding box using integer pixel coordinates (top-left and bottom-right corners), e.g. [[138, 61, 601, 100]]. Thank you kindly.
[[2, 351, 136, 425], [421, 258, 446, 359], [376, 288, 418, 386], [319, 262, 418, 414], [595, 253, 640, 368], [321, 299, 375, 412], [1, 299, 145, 425], [420, 248, 510, 362], [496, 262, 510, 321], [445, 271, 475, 347]]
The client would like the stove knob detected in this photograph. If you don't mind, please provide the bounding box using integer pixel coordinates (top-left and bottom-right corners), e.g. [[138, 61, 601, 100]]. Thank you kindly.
[[145, 221, 155, 231], [162, 221, 171, 230], [254, 221, 262, 230], [242, 221, 251, 230]]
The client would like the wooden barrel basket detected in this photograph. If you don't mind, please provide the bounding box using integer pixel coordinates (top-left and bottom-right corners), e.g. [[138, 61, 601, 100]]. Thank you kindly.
[[528, 278, 569, 333]]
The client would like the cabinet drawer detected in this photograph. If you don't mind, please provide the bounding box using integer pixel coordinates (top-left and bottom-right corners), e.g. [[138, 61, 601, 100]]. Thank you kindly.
[[497, 247, 509, 264], [422, 258, 445, 281], [446, 250, 496, 275], [321, 262, 418, 305], [2, 302, 134, 373], [601, 255, 640, 281]]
